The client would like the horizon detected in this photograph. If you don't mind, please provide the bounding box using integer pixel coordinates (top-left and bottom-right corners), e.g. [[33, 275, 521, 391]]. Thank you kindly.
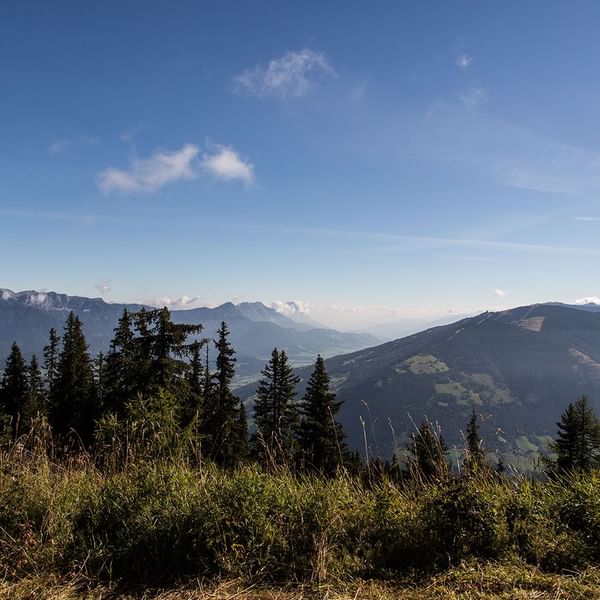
[[4, 2, 600, 329], [2, 284, 599, 334]]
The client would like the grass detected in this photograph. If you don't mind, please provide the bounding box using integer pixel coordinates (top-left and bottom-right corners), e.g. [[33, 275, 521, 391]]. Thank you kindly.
[[2, 563, 600, 598], [3, 440, 600, 597], [404, 354, 449, 375]]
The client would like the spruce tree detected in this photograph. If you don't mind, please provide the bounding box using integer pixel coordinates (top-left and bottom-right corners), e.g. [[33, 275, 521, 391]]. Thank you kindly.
[[131, 307, 203, 396], [549, 395, 600, 473], [0, 342, 28, 436], [23, 355, 46, 427], [43, 328, 60, 397], [102, 309, 137, 416], [183, 340, 204, 425], [297, 355, 346, 476], [49, 312, 97, 447], [465, 410, 486, 472], [252, 348, 300, 466], [407, 420, 448, 481], [94, 352, 105, 408], [203, 322, 242, 467], [235, 401, 250, 462]]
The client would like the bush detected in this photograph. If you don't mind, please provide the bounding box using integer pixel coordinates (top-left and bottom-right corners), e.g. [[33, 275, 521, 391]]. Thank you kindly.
[[3, 449, 600, 589]]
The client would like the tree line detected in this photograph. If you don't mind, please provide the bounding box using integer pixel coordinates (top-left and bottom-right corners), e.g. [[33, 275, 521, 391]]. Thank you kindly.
[[401, 395, 600, 480], [0, 308, 347, 475], [1, 307, 600, 477]]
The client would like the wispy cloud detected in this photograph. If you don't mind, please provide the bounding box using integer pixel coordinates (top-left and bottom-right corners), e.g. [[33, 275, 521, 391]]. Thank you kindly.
[[492, 288, 508, 298], [350, 83, 367, 104], [273, 223, 598, 256], [94, 280, 111, 296], [409, 103, 600, 197], [201, 144, 254, 184], [233, 49, 334, 99], [98, 142, 253, 194], [459, 86, 487, 106], [455, 53, 472, 68], [98, 144, 199, 194], [575, 296, 600, 305], [572, 216, 600, 222], [48, 136, 99, 156], [0, 207, 98, 225]]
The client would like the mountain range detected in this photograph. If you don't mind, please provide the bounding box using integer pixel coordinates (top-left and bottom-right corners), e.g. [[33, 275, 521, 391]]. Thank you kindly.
[[237, 302, 600, 468], [5, 289, 600, 468], [0, 289, 379, 382]]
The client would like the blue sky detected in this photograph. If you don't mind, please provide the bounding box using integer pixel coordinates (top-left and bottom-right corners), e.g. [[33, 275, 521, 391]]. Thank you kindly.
[[3, 1, 600, 329]]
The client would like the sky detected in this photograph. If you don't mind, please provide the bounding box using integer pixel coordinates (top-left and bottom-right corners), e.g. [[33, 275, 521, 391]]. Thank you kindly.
[[3, 1, 600, 330]]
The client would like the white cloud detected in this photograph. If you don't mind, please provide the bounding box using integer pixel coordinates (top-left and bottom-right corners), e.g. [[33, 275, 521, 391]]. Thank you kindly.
[[492, 288, 508, 298], [455, 53, 473, 68], [99, 144, 199, 194], [575, 296, 600, 305], [153, 295, 202, 309], [459, 87, 487, 107], [201, 145, 254, 184], [271, 300, 312, 316], [94, 280, 111, 296], [98, 142, 253, 193], [572, 216, 600, 222], [233, 49, 334, 99]]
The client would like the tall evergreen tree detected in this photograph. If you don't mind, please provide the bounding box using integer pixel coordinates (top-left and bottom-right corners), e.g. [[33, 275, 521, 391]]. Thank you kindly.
[[183, 340, 204, 425], [0, 342, 28, 436], [235, 401, 250, 462], [465, 410, 486, 472], [203, 322, 243, 466], [102, 309, 137, 416], [407, 420, 448, 481], [131, 307, 203, 396], [94, 352, 105, 408], [49, 312, 97, 447], [252, 348, 300, 466], [202, 343, 214, 403], [548, 395, 600, 473], [43, 328, 60, 397], [23, 355, 46, 428], [297, 355, 346, 476]]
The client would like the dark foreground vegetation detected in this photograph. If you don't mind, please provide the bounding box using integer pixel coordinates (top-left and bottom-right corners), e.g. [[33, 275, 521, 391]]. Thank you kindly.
[[3, 308, 600, 597], [2, 438, 600, 596]]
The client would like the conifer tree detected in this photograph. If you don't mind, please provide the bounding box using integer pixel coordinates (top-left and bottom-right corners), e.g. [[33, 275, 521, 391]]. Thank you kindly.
[[94, 352, 105, 408], [252, 348, 300, 466], [183, 340, 204, 425], [465, 410, 486, 472], [203, 322, 242, 466], [548, 395, 600, 473], [23, 355, 46, 427], [202, 343, 214, 403], [43, 328, 60, 396], [297, 355, 346, 476], [49, 312, 97, 447], [131, 307, 203, 396], [235, 401, 250, 462], [407, 420, 448, 481], [0, 342, 28, 436], [102, 309, 137, 416]]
